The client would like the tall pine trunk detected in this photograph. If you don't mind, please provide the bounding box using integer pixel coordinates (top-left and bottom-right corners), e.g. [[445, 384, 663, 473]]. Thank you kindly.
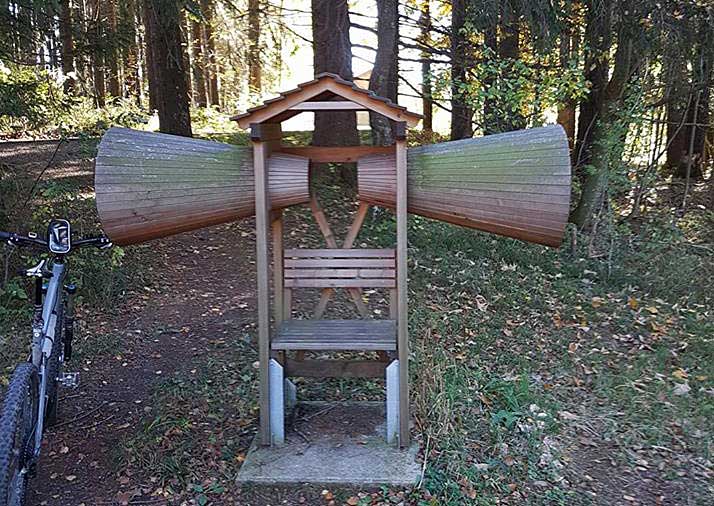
[[572, 1, 640, 230], [311, 0, 359, 148], [201, 0, 220, 107], [450, 0, 472, 140], [59, 0, 75, 93], [248, 0, 261, 94], [106, 0, 121, 97], [419, 0, 433, 133], [557, 11, 578, 149], [143, 0, 192, 136], [90, 0, 106, 107], [369, 0, 399, 146], [191, 19, 208, 107]]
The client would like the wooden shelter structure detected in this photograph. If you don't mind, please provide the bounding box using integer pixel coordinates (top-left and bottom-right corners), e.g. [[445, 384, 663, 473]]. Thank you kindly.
[[94, 73, 572, 453], [232, 73, 421, 447]]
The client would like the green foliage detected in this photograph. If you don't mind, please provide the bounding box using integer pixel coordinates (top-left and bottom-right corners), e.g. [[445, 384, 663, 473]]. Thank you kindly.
[[0, 62, 72, 135]]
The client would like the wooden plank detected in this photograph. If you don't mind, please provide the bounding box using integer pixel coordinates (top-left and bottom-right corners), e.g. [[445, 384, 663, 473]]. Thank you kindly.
[[283, 288, 292, 320], [280, 145, 394, 163], [285, 258, 395, 268], [253, 140, 271, 446], [284, 248, 394, 258], [288, 100, 366, 111], [285, 278, 396, 288], [284, 359, 388, 378], [272, 211, 284, 325], [285, 268, 396, 279], [396, 135, 409, 447]]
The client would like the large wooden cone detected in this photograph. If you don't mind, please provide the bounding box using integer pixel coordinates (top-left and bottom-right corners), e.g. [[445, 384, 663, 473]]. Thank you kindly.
[[95, 127, 309, 245], [358, 125, 571, 247]]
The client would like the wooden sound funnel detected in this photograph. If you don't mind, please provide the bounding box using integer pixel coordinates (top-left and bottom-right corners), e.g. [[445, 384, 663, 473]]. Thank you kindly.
[[358, 125, 571, 247], [94, 127, 309, 245]]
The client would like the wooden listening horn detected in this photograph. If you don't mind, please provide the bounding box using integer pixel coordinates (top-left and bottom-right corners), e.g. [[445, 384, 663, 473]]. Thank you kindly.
[[358, 125, 571, 247], [95, 127, 309, 245]]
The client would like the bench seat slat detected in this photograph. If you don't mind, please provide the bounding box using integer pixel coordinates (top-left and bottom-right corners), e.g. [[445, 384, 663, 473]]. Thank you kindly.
[[272, 319, 397, 351], [284, 268, 396, 278]]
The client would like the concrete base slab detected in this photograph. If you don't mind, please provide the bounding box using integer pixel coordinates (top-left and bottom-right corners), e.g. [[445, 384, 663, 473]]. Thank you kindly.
[[237, 402, 421, 487]]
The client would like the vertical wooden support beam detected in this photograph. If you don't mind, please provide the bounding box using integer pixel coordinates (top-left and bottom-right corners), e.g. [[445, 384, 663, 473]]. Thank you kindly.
[[395, 125, 409, 447], [252, 127, 272, 446], [272, 210, 284, 326]]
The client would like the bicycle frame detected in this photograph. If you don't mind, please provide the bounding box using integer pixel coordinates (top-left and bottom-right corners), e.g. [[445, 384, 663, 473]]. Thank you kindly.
[[29, 258, 67, 462]]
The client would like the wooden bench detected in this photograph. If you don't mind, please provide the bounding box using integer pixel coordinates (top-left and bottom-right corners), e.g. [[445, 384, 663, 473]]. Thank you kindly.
[[273, 248, 397, 355]]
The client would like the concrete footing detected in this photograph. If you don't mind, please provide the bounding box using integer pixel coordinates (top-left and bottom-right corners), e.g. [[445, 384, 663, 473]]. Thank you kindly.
[[236, 401, 421, 487]]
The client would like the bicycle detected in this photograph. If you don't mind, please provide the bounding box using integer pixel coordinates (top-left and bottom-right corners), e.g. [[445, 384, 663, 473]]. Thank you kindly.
[[0, 219, 111, 506]]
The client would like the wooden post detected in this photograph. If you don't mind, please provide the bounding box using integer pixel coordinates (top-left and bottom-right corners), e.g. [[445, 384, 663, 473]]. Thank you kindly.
[[395, 123, 409, 446], [272, 210, 284, 326], [251, 122, 281, 446], [252, 134, 271, 445]]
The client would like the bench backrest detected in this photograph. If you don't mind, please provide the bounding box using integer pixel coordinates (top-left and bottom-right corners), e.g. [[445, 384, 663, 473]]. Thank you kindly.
[[284, 248, 396, 289]]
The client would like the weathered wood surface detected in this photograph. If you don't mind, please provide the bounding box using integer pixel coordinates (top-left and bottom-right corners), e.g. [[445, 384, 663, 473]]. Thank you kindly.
[[283, 248, 396, 288], [283, 358, 388, 378], [272, 320, 397, 351], [95, 127, 309, 245], [357, 125, 572, 247]]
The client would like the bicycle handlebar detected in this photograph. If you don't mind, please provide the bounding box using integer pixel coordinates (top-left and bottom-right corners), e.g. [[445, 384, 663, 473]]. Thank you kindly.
[[0, 231, 112, 251]]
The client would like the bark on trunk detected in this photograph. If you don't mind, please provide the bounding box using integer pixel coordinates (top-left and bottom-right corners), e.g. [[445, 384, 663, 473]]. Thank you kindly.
[[142, 0, 159, 111], [248, 0, 262, 94], [191, 19, 208, 107], [59, 0, 75, 93], [419, 0, 433, 133], [143, 0, 193, 137], [201, 0, 220, 107], [106, 0, 121, 97], [90, 0, 106, 106], [572, 2, 637, 230], [369, 0, 399, 146], [450, 0, 473, 140], [557, 17, 577, 149], [311, 0, 359, 147]]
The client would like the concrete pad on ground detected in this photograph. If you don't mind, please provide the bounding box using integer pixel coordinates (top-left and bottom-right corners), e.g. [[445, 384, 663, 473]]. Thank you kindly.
[[236, 401, 421, 487]]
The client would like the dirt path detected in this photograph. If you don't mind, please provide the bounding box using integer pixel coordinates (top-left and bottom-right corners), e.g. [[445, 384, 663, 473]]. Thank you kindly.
[[26, 223, 258, 506]]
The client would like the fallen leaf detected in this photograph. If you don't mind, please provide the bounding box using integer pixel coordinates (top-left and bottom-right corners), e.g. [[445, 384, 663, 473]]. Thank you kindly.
[[65, 475, 77, 482], [673, 382, 691, 396]]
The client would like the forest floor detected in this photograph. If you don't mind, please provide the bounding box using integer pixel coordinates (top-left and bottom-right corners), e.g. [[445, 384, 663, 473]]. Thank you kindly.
[[0, 139, 712, 506]]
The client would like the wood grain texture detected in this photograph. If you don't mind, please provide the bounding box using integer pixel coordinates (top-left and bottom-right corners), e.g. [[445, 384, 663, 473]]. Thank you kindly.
[[95, 127, 309, 245], [272, 320, 397, 351], [357, 125, 572, 247], [284, 248, 396, 289]]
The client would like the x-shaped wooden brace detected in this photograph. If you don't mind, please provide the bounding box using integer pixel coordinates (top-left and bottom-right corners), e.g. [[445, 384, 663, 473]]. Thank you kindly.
[[309, 193, 371, 319]]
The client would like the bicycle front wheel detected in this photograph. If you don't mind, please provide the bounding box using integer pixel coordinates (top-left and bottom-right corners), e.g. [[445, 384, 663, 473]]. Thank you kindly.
[[0, 363, 39, 506]]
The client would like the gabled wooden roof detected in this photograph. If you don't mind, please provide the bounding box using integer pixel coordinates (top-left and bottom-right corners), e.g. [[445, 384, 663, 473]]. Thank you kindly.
[[231, 73, 422, 129]]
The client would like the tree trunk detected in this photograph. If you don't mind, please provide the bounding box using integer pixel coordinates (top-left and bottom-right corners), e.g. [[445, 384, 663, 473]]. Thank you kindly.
[[248, 0, 262, 94], [482, 24, 498, 135], [557, 15, 577, 149], [90, 0, 106, 107], [106, 0, 121, 97], [143, 0, 193, 137], [311, 0, 359, 147], [200, 0, 220, 107], [450, 0, 472, 140], [122, 0, 141, 105], [665, 49, 691, 178], [572, 2, 638, 230], [574, 0, 612, 172], [419, 0, 433, 133], [497, 0, 525, 132], [191, 19, 208, 107], [59, 0, 75, 93], [142, 0, 159, 111], [369, 0, 399, 146]]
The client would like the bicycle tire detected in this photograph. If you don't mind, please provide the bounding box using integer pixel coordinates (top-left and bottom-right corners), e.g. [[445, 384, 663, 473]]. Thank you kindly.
[[0, 363, 39, 506], [44, 303, 64, 427]]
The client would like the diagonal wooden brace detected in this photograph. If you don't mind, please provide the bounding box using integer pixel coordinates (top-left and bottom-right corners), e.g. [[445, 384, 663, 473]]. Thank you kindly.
[[309, 196, 370, 318]]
